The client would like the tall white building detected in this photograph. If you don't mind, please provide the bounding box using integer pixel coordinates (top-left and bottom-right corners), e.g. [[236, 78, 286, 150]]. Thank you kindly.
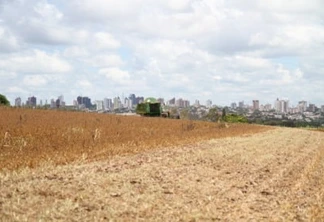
[[113, 97, 122, 109], [95, 100, 104, 111], [103, 98, 113, 110], [280, 100, 289, 113], [275, 98, 289, 113], [298, 101, 307, 112], [124, 97, 133, 109]]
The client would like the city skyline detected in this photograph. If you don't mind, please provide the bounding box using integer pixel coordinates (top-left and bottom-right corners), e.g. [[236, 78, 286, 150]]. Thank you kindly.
[[12, 93, 324, 111], [1, 1, 324, 106]]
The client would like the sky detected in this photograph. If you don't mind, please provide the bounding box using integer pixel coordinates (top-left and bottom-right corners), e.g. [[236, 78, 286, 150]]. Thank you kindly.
[[0, 0, 324, 107]]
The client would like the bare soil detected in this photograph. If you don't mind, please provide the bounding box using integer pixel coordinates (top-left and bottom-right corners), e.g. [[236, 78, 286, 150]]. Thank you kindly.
[[1, 127, 324, 221]]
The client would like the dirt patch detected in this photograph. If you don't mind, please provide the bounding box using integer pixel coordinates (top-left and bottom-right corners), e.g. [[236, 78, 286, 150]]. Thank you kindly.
[[1, 128, 323, 221]]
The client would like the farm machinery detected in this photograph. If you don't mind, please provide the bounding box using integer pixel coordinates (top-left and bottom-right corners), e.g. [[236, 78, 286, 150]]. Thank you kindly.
[[135, 97, 180, 119]]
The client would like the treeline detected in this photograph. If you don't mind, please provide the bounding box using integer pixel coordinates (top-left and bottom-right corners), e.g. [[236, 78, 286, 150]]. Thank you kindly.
[[181, 107, 248, 123], [248, 118, 324, 128]]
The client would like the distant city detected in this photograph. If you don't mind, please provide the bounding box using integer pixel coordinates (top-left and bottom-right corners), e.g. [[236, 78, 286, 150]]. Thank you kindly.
[[13, 94, 324, 115]]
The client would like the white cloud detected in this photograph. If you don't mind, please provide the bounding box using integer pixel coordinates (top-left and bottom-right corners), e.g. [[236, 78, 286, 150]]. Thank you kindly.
[[33, 1, 63, 21], [0, 26, 20, 52], [63, 46, 89, 58], [93, 32, 121, 50], [7, 86, 28, 94], [87, 55, 123, 67], [76, 79, 93, 89], [99, 67, 130, 84], [0, 50, 72, 74], [0, 70, 16, 78], [0, 0, 323, 105], [23, 75, 48, 86]]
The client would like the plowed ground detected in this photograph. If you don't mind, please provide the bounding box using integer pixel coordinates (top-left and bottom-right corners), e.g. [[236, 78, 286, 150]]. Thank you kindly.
[[1, 127, 324, 221]]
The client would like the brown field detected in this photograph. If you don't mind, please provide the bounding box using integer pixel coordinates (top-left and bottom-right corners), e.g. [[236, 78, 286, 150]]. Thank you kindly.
[[1, 107, 324, 221], [0, 107, 266, 171]]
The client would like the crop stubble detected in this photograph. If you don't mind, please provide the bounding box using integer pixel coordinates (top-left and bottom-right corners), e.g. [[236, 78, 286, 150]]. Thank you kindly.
[[0, 124, 323, 220]]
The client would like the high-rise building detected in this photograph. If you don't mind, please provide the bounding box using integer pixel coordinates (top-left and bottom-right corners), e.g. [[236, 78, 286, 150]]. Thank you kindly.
[[275, 98, 281, 112], [50, 99, 56, 109], [183, 100, 190, 107], [321, 105, 324, 113], [252, 100, 259, 110], [238, 101, 244, 108], [167, 98, 176, 106], [194, 100, 200, 107], [95, 100, 104, 111], [26, 96, 37, 107], [77, 96, 82, 105], [174, 98, 190, 108], [308, 104, 316, 112], [298, 101, 307, 113], [280, 100, 289, 113], [103, 98, 113, 110], [113, 97, 121, 109], [206, 100, 212, 108], [55, 95, 65, 108], [82, 97, 92, 108], [124, 97, 133, 109], [176, 98, 184, 107], [230, 102, 237, 109], [77, 96, 92, 108], [264, 104, 272, 111], [129, 94, 136, 105], [15, 97, 22, 107], [275, 98, 289, 113], [136, 96, 144, 104], [157, 98, 165, 105], [58, 95, 65, 107]]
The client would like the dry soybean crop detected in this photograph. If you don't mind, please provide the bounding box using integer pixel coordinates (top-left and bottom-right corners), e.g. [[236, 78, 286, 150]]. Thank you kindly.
[[0, 107, 265, 170]]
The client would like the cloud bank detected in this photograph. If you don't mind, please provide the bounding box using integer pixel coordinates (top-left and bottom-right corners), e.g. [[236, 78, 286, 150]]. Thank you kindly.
[[1, 0, 324, 106]]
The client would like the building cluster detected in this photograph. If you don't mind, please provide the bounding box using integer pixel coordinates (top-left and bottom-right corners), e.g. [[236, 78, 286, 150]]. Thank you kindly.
[[14, 95, 65, 108], [15, 96, 37, 107], [13, 94, 324, 116], [73, 94, 145, 111], [230, 98, 323, 115], [166, 98, 191, 108], [75, 95, 193, 111], [50, 95, 65, 109]]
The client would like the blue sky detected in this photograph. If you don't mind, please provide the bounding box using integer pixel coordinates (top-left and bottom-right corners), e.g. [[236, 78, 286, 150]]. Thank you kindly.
[[0, 0, 324, 107]]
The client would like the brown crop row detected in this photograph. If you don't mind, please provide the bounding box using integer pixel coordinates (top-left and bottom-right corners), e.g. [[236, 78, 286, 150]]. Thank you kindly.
[[0, 107, 268, 171]]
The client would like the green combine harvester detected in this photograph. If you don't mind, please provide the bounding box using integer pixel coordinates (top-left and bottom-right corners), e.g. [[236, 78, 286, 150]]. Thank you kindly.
[[135, 97, 179, 118]]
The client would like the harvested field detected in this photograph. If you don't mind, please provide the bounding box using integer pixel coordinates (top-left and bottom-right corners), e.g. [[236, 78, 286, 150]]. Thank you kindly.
[[1, 108, 324, 221], [1, 128, 324, 220], [0, 107, 266, 170]]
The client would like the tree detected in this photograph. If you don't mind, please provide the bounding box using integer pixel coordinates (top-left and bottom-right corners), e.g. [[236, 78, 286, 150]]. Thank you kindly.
[[204, 108, 220, 122], [222, 108, 226, 120], [0, 94, 10, 106], [224, 114, 248, 123]]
